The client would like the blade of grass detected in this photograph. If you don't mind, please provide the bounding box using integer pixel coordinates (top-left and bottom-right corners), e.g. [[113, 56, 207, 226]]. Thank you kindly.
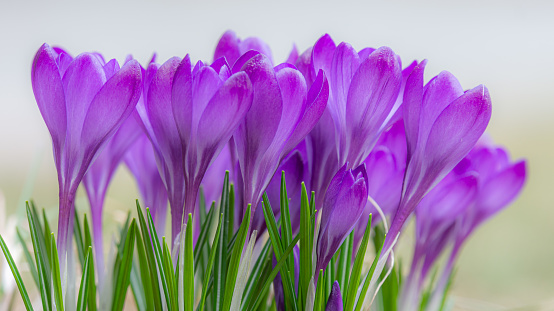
[[50, 233, 63, 311], [26, 204, 51, 311], [222, 205, 251, 311], [345, 214, 372, 311], [313, 269, 324, 311], [83, 214, 96, 311], [15, 229, 39, 287], [0, 234, 34, 311], [193, 203, 215, 269], [73, 207, 86, 269], [184, 214, 194, 311], [299, 183, 311, 309], [354, 234, 385, 311], [212, 172, 230, 311], [76, 247, 92, 311], [136, 201, 163, 309], [162, 236, 178, 311], [198, 213, 222, 311], [111, 219, 137, 311]]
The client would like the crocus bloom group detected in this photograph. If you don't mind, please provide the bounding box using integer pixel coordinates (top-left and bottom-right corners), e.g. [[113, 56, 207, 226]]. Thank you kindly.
[[31, 31, 525, 310]]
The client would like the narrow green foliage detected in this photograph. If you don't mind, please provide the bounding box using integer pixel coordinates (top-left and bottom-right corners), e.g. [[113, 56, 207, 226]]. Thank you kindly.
[[240, 239, 271, 310], [26, 204, 51, 311], [111, 219, 137, 311], [199, 213, 223, 311], [354, 233, 386, 311], [222, 205, 251, 311], [135, 232, 155, 311], [314, 269, 325, 311], [262, 194, 298, 311], [42, 210, 52, 264], [50, 234, 63, 311], [76, 247, 92, 311], [212, 172, 230, 311], [228, 183, 235, 241], [345, 214, 372, 311], [0, 234, 34, 311], [184, 214, 195, 311], [147, 207, 174, 310], [74, 208, 86, 268], [299, 182, 312, 310], [135, 202, 163, 309], [250, 233, 301, 311], [16, 229, 39, 287], [379, 258, 400, 311], [82, 214, 97, 311], [130, 262, 146, 311], [194, 202, 215, 269], [336, 231, 353, 294], [162, 237, 178, 311]]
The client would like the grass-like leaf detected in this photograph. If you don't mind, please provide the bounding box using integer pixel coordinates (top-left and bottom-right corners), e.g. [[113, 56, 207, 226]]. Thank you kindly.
[[222, 205, 251, 311], [345, 214, 372, 311], [0, 234, 34, 311], [111, 219, 137, 311], [50, 233, 63, 311], [299, 183, 312, 310], [212, 172, 230, 311], [354, 233, 385, 311], [15, 228, 39, 288], [184, 214, 195, 311], [199, 213, 223, 311], [76, 247, 92, 311]]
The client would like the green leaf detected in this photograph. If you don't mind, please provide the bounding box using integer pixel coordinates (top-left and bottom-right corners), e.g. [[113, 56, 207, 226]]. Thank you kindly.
[[299, 183, 312, 309], [135, 232, 155, 311], [193, 202, 215, 269], [136, 201, 163, 310], [184, 214, 195, 311], [336, 231, 353, 296], [50, 233, 63, 311], [354, 233, 385, 311], [130, 261, 146, 311], [345, 214, 372, 311], [25, 204, 51, 311], [162, 236, 177, 311], [83, 215, 96, 311], [313, 269, 325, 311], [15, 228, 39, 288], [250, 233, 302, 311], [0, 234, 34, 311], [240, 239, 271, 309], [73, 207, 86, 269], [199, 213, 223, 311], [111, 219, 137, 311], [222, 205, 251, 311], [76, 247, 92, 311], [212, 172, 230, 311]]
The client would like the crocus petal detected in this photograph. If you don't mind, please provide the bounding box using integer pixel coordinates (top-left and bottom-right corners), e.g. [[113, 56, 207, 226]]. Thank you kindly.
[[103, 59, 120, 80], [312, 34, 336, 82], [196, 72, 253, 168], [214, 30, 241, 66], [286, 43, 299, 64], [329, 42, 360, 129], [403, 60, 427, 158], [476, 161, 526, 218], [241, 37, 273, 64], [344, 46, 402, 166], [325, 281, 344, 311], [31, 43, 67, 161], [80, 59, 142, 161], [171, 55, 193, 146]]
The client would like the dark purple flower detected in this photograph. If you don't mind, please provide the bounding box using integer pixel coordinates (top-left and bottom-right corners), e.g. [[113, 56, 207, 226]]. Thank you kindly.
[[137, 55, 253, 239], [325, 281, 344, 311], [233, 52, 329, 220], [83, 113, 142, 276], [124, 134, 169, 232], [32, 44, 142, 259], [316, 164, 368, 273]]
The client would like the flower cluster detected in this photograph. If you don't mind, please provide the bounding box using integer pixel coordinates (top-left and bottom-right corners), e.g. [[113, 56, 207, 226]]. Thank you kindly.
[[28, 30, 526, 310]]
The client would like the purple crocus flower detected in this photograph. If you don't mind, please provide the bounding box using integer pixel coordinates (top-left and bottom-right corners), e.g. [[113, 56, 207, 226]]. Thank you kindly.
[[137, 55, 253, 239], [326, 281, 344, 311], [200, 143, 235, 208], [383, 62, 493, 252], [232, 52, 329, 222], [297, 35, 413, 211], [316, 164, 368, 274], [82, 113, 142, 277], [31, 44, 142, 260], [124, 134, 169, 232]]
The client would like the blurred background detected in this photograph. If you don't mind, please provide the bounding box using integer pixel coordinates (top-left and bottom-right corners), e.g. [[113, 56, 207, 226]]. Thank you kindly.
[[1, 0, 553, 309]]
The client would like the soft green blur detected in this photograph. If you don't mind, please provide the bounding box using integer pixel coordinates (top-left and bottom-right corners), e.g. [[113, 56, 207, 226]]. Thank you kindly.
[[1, 0, 553, 309]]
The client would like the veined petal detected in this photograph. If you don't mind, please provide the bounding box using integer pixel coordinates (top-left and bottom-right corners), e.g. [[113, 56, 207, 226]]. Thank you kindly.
[[241, 37, 273, 64], [214, 30, 241, 67], [286, 43, 299, 64], [312, 34, 336, 81], [80, 59, 142, 160], [329, 42, 360, 129], [103, 59, 120, 80], [191, 66, 223, 137], [403, 60, 427, 159], [32, 43, 67, 157], [345, 46, 402, 166], [422, 85, 492, 190], [171, 55, 193, 147]]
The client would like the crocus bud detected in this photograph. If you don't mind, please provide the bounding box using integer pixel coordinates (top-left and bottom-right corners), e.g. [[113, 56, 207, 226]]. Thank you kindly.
[[316, 164, 368, 273], [326, 281, 344, 311]]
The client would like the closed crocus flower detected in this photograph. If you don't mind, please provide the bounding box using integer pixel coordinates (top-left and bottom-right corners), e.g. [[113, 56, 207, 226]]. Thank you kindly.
[[137, 55, 253, 240], [32, 44, 142, 260], [124, 134, 168, 233], [233, 52, 329, 220], [316, 164, 368, 273], [326, 281, 344, 311], [83, 113, 142, 278]]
